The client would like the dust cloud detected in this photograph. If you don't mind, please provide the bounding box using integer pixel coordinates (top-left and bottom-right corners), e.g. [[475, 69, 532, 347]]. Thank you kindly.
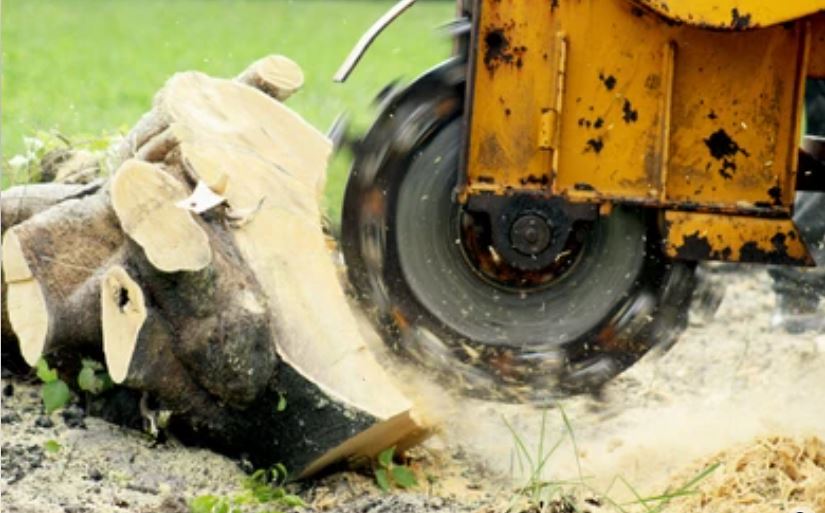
[[358, 269, 825, 505]]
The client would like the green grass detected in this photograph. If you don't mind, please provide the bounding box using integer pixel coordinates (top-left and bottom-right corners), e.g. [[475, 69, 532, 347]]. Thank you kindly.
[[503, 407, 720, 513], [1, 0, 454, 219]]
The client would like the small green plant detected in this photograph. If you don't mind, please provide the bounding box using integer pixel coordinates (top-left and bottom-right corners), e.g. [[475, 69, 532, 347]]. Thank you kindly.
[[189, 464, 304, 513], [189, 495, 229, 513], [4, 132, 63, 185], [43, 439, 62, 453], [36, 358, 71, 414], [77, 358, 114, 395], [3, 130, 115, 188], [275, 392, 287, 413], [373, 446, 417, 492]]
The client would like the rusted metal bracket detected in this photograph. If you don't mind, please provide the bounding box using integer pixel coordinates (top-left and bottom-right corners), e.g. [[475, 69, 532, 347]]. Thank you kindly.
[[665, 211, 815, 266]]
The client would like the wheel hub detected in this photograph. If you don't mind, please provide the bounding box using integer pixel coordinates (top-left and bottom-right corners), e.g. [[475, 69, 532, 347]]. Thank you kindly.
[[511, 214, 551, 256], [464, 194, 598, 274]]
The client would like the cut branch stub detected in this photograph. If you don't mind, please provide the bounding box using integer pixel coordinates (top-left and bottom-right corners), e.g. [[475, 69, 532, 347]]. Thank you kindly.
[[100, 264, 242, 428], [110, 159, 211, 272], [236, 55, 304, 101], [2, 235, 48, 365], [101, 265, 148, 384], [2, 190, 124, 365], [1, 181, 105, 363]]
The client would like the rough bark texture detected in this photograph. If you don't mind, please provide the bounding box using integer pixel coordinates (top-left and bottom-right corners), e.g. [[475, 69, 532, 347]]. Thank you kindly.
[[2, 188, 124, 365], [40, 148, 101, 184], [1, 55, 426, 478], [1, 181, 102, 357], [1, 181, 102, 235]]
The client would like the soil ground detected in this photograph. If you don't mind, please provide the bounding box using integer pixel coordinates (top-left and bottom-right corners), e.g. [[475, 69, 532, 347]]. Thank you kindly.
[[2, 268, 823, 512]]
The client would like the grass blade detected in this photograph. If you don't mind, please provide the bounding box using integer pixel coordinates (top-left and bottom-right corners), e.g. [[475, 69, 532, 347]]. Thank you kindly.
[[556, 402, 584, 484], [503, 415, 535, 470], [618, 476, 653, 513]]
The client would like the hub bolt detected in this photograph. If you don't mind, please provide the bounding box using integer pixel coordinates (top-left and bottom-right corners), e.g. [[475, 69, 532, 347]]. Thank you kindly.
[[510, 214, 552, 256]]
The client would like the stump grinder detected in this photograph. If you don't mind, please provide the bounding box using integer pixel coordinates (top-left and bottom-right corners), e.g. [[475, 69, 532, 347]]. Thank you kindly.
[[336, 0, 825, 403]]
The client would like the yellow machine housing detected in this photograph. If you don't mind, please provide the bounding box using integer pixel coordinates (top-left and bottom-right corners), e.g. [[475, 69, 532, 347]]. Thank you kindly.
[[462, 0, 825, 265]]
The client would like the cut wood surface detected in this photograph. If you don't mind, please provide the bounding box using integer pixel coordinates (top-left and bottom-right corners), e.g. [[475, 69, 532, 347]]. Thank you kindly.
[[1, 55, 427, 478], [1, 182, 99, 363], [236, 54, 304, 102], [2, 189, 124, 365], [110, 160, 211, 272]]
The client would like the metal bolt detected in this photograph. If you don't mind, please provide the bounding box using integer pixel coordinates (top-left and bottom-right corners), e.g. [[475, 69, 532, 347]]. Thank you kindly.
[[511, 214, 552, 255]]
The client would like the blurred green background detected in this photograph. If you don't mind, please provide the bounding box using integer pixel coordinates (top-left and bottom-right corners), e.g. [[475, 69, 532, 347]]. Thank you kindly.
[[1, 0, 455, 218]]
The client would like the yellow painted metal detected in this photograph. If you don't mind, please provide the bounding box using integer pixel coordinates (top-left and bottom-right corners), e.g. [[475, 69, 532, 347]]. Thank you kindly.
[[664, 23, 808, 210], [463, 1, 557, 195], [464, 0, 821, 216], [635, 0, 825, 30], [538, 110, 557, 151], [664, 211, 814, 265]]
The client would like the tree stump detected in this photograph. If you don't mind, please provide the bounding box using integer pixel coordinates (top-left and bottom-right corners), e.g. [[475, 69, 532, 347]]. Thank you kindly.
[[1, 55, 427, 478]]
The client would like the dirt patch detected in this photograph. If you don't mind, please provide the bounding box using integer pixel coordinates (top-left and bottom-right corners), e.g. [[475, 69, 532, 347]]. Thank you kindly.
[[0, 382, 244, 513]]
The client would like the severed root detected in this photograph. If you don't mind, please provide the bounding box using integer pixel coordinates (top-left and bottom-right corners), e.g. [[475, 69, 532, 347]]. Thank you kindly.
[[100, 264, 232, 414], [2, 239, 48, 365], [2, 190, 124, 365], [1, 181, 102, 364]]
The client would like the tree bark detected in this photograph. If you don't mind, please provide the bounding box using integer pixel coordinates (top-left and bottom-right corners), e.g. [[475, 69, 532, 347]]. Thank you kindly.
[[2, 189, 124, 365], [1, 180, 103, 359]]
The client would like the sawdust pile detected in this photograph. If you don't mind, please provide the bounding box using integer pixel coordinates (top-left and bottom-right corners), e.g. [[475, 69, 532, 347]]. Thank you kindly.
[[669, 436, 825, 513]]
